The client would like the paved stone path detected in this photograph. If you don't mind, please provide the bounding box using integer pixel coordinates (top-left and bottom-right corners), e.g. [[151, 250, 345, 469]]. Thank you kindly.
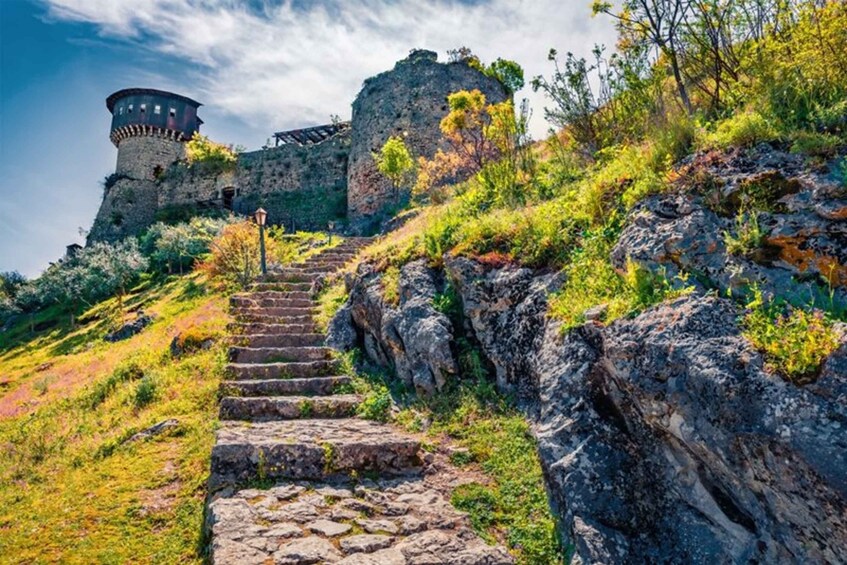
[[206, 238, 513, 564]]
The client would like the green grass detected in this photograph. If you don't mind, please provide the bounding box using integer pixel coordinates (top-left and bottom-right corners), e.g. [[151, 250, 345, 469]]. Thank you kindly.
[[703, 110, 780, 150], [395, 378, 563, 564], [743, 290, 840, 384], [548, 231, 694, 330], [0, 274, 228, 563], [314, 279, 348, 334], [723, 211, 767, 257]]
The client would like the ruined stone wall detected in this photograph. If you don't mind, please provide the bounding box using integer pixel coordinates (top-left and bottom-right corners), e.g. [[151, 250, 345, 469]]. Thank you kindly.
[[157, 130, 351, 231], [347, 50, 507, 230]]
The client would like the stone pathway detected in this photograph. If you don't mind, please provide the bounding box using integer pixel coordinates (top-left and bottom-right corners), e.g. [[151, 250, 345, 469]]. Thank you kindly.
[[206, 238, 513, 564]]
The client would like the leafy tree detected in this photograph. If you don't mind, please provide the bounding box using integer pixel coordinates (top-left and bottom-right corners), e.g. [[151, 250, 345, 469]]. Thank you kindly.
[[141, 217, 233, 274], [532, 45, 654, 158], [202, 221, 274, 289], [484, 58, 525, 96], [593, 0, 694, 113], [0, 271, 26, 299], [374, 136, 416, 197]]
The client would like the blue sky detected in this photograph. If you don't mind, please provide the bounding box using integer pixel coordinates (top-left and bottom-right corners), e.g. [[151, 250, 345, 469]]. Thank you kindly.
[[0, 0, 615, 278]]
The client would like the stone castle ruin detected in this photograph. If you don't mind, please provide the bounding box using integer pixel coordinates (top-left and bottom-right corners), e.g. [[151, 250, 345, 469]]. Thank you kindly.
[[88, 50, 506, 242]]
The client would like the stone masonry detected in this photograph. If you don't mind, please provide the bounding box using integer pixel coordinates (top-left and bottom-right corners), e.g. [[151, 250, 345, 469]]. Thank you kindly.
[[89, 49, 507, 242], [207, 239, 512, 564]]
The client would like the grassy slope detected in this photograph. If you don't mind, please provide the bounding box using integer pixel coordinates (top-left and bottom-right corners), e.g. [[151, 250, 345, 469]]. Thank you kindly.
[[0, 274, 227, 564]]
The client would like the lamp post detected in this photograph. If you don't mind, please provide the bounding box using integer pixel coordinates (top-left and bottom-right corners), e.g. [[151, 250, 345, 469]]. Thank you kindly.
[[255, 207, 268, 276], [327, 221, 335, 245]]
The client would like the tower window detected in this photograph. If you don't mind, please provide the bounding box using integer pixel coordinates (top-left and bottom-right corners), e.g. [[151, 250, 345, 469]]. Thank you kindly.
[[169, 107, 176, 117], [140, 104, 146, 113], [128, 104, 133, 113], [118, 106, 124, 115], [154, 105, 161, 114]]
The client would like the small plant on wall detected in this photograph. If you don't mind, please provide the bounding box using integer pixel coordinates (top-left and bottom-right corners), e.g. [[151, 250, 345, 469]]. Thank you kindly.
[[185, 133, 240, 174]]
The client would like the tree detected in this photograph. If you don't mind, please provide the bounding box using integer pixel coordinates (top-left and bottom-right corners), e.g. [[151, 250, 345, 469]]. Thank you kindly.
[[202, 222, 267, 289], [374, 136, 416, 197], [593, 0, 694, 113], [485, 58, 526, 96], [185, 133, 239, 173]]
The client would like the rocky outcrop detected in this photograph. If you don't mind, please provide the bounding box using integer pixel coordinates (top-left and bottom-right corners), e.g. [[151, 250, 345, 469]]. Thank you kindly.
[[535, 296, 847, 564], [348, 260, 457, 395], [613, 146, 847, 308], [336, 145, 847, 563], [341, 257, 847, 563]]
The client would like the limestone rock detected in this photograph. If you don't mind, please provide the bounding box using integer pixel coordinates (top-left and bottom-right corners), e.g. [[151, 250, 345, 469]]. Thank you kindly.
[[326, 302, 358, 352], [104, 312, 153, 342], [339, 534, 394, 553], [274, 536, 342, 564], [535, 295, 847, 563], [347, 260, 458, 395]]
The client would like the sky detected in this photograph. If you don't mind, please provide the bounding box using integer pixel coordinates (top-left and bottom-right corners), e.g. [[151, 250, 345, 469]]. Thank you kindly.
[[0, 0, 616, 278]]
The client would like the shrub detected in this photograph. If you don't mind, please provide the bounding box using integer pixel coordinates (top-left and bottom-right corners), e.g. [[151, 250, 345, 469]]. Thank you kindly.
[[133, 376, 157, 409], [141, 217, 234, 275], [87, 360, 145, 409], [789, 131, 841, 158], [452, 483, 498, 532], [357, 386, 392, 422], [185, 133, 238, 173], [201, 221, 273, 289], [706, 111, 779, 150], [381, 266, 401, 307], [374, 136, 416, 194], [549, 233, 693, 330], [723, 211, 767, 257], [743, 291, 840, 384]]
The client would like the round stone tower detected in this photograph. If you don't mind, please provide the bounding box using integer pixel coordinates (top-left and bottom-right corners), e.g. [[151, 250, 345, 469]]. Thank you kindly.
[[107, 88, 203, 180], [347, 49, 507, 231], [89, 89, 202, 242]]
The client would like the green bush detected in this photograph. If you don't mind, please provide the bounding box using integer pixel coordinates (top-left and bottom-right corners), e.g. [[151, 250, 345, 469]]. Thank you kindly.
[[743, 291, 840, 384], [789, 131, 842, 158], [452, 482, 498, 533], [87, 360, 145, 409], [549, 233, 693, 330], [723, 211, 767, 257], [132, 376, 157, 409], [706, 111, 779, 150]]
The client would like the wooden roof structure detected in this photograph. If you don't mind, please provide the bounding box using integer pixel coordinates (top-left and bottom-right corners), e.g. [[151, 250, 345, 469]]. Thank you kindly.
[[273, 122, 350, 146]]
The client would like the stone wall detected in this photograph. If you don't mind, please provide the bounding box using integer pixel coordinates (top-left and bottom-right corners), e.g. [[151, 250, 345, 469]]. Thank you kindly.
[[115, 134, 185, 180], [347, 49, 507, 230], [87, 178, 160, 243], [157, 130, 351, 231]]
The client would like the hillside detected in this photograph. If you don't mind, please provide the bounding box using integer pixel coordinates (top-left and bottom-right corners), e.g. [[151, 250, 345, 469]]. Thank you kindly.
[[2, 1, 847, 563]]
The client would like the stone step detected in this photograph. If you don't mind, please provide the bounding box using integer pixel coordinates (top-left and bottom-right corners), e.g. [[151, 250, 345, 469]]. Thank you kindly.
[[219, 394, 361, 422], [230, 296, 314, 309], [249, 282, 313, 293], [227, 333, 326, 348], [228, 322, 318, 335], [261, 272, 320, 283], [220, 376, 351, 397], [233, 313, 314, 325], [225, 359, 341, 380], [233, 290, 312, 301], [228, 346, 333, 364], [209, 419, 422, 489], [231, 306, 316, 318]]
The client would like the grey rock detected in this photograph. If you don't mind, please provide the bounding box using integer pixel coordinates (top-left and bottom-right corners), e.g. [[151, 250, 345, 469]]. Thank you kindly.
[[535, 295, 847, 564], [274, 536, 343, 564], [306, 519, 352, 537], [104, 312, 153, 342], [347, 259, 458, 395], [336, 547, 406, 565], [326, 302, 358, 352], [339, 534, 394, 553], [127, 418, 179, 443]]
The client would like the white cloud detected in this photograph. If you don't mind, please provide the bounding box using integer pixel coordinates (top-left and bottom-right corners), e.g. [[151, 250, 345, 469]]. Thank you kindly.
[[43, 0, 617, 139]]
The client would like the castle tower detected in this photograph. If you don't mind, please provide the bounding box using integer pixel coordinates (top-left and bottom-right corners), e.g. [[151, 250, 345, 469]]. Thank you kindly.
[[88, 89, 202, 242], [346, 49, 507, 231], [107, 88, 203, 180]]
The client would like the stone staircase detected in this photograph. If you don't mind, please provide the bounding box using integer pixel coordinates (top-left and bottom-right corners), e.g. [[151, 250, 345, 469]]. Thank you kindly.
[[206, 237, 513, 564]]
